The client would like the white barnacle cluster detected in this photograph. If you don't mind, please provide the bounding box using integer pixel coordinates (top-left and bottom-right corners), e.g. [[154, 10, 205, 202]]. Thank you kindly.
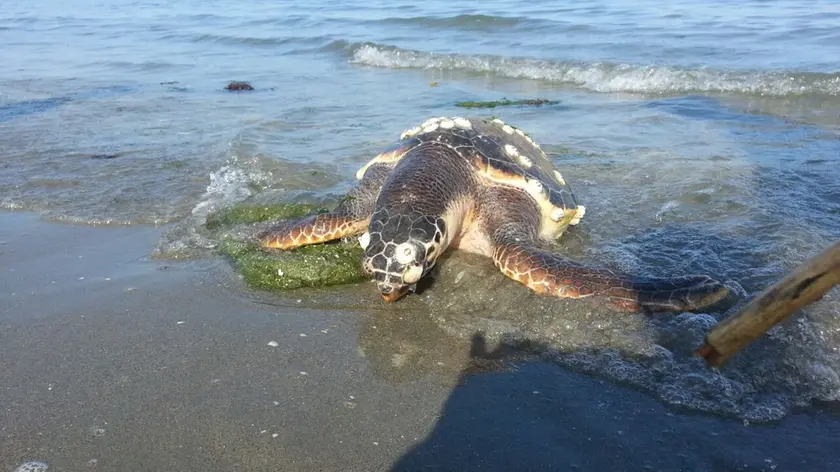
[[490, 118, 543, 152], [503, 144, 519, 158], [526, 178, 544, 197], [523, 133, 542, 153], [400, 126, 421, 140], [453, 117, 472, 129], [570, 205, 586, 225], [439, 118, 455, 129], [400, 116, 472, 140], [549, 203, 585, 224], [504, 143, 532, 168], [518, 154, 533, 168], [421, 117, 440, 134]]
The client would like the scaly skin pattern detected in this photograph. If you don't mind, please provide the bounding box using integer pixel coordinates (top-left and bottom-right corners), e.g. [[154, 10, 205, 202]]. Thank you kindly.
[[361, 141, 476, 301], [256, 163, 391, 249], [477, 186, 729, 312], [492, 243, 726, 312], [258, 212, 371, 249]]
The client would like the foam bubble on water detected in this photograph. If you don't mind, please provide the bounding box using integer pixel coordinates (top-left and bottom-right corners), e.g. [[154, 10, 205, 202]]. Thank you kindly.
[[13, 462, 49, 472], [414, 251, 840, 423], [190, 154, 271, 220], [349, 43, 840, 97], [152, 152, 271, 259]]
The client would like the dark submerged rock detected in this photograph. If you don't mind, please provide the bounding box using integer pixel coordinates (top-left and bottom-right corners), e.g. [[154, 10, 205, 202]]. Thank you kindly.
[[225, 81, 255, 91]]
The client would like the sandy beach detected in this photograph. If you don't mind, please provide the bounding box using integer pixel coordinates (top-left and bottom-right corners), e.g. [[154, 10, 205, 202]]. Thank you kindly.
[[1, 211, 837, 471]]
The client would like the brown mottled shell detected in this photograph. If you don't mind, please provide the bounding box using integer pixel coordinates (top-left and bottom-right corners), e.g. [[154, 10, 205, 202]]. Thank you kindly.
[[356, 116, 584, 226]]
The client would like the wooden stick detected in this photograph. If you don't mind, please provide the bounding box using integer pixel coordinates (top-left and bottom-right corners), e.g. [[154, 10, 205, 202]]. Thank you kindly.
[[696, 240, 840, 367]]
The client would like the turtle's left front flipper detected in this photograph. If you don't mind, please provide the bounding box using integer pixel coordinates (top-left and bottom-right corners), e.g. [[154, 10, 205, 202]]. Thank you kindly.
[[492, 242, 728, 312], [257, 212, 370, 250], [257, 163, 392, 250]]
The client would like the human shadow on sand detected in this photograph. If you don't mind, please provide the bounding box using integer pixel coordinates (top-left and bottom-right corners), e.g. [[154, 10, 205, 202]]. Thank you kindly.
[[389, 333, 840, 472]]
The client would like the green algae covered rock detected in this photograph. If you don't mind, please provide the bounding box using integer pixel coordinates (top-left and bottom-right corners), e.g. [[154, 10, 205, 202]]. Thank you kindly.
[[219, 238, 367, 291], [207, 201, 368, 291], [205, 202, 326, 230], [455, 98, 559, 108]]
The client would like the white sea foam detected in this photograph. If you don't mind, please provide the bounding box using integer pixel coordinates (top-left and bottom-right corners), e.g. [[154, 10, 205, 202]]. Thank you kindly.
[[13, 462, 49, 472], [152, 152, 272, 259], [190, 154, 272, 219], [350, 44, 840, 97]]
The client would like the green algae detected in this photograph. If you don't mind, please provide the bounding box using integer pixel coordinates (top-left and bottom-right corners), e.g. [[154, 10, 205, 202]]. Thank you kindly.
[[159, 160, 187, 169], [219, 238, 367, 291], [205, 202, 326, 230], [455, 98, 559, 108], [207, 202, 368, 291]]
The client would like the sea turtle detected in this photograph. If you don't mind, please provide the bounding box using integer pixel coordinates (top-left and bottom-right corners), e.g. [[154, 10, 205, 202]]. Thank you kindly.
[[256, 116, 729, 312]]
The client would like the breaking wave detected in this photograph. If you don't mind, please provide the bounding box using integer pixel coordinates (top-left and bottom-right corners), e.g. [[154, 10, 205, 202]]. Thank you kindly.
[[344, 42, 840, 97], [151, 152, 272, 259]]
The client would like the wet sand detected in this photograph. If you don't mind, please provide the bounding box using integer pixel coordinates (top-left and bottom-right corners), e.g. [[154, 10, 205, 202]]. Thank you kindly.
[[1, 211, 838, 471]]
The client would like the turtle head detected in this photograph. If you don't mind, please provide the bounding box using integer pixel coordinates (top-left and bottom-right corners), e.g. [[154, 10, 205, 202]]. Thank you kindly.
[[359, 209, 446, 303]]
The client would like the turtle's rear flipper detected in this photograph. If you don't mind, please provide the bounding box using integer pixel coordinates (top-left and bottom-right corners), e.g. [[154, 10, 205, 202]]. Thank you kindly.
[[493, 244, 729, 313]]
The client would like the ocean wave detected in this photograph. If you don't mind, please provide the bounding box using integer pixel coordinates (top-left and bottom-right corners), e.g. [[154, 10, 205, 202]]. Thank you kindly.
[[152, 153, 273, 259], [371, 14, 538, 30], [344, 42, 840, 97], [158, 32, 325, 48]]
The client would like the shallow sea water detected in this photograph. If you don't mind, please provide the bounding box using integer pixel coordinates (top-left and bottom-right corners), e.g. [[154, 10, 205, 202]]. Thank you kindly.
[[1, 0, 839, 425]]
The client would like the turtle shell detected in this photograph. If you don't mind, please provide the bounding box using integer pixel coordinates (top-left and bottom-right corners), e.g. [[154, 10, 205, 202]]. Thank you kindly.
[[356, 116, 585, 226]]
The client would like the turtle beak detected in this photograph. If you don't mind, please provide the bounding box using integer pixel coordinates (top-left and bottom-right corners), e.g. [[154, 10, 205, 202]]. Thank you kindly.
[[378, 283, 411, 303]]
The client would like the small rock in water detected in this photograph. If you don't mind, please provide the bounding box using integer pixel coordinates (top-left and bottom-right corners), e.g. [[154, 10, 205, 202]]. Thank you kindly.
[[14, 462, 49, 472], [225, 81, 254, 91]]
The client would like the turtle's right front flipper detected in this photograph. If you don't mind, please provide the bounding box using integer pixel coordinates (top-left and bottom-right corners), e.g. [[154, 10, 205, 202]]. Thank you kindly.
[[493, 242, 728, 312], [257, 163, 391, 250]]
